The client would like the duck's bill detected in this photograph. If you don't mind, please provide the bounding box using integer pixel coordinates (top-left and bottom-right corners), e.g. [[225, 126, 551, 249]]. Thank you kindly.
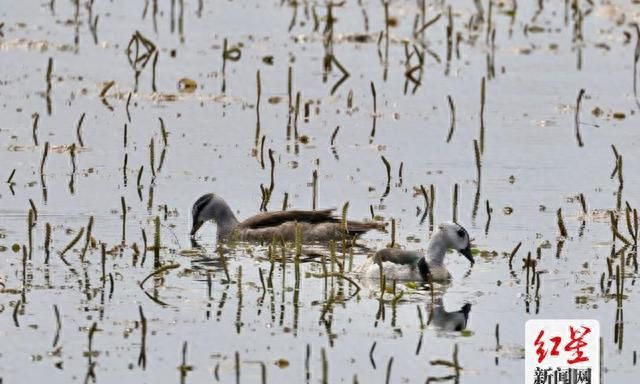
[[190, 221, 203, 237], [459, 246, 474, 265]]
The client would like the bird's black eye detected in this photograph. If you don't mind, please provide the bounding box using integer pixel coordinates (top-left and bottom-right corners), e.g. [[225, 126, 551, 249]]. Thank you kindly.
[[456, 229, 466, 238]]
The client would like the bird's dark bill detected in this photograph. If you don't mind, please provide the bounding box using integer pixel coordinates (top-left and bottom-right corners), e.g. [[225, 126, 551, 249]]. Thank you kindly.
[[190, 221, 203, 237], [460, 245, 474, 265]]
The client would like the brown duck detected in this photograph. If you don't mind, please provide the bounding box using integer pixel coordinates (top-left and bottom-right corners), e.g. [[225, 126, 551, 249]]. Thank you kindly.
[[190, 193, 386, 242]]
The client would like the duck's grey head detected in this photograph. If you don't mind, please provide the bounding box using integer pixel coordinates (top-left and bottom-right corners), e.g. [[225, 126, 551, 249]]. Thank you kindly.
[[437, 222, 474, 265], [190, 193, 238, 237]]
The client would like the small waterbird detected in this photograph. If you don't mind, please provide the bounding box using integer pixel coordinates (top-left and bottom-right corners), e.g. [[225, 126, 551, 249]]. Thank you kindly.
[[190, 193, 385, 242], [358, 222, 474, 282]]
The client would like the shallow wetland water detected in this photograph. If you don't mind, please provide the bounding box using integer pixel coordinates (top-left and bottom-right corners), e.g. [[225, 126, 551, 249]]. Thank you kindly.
[[1, 0, 640, 383]]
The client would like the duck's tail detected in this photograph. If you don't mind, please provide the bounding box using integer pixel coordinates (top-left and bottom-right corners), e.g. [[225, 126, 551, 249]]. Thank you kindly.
[[344, 220, 387, 237]]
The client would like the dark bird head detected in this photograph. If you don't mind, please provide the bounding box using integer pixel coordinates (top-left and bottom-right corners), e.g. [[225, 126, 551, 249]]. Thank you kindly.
[[190, 193, 238, 237]]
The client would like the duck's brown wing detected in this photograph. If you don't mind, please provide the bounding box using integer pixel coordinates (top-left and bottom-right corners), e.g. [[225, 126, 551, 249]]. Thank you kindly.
[[345, 220, 387, 237], [373, 248, 422, 265], [238, 209, 336, 229]]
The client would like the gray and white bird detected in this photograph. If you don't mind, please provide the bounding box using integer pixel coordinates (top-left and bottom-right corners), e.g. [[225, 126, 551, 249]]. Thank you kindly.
[[190, 193, 385, 242], [358, 222, 474, 282]]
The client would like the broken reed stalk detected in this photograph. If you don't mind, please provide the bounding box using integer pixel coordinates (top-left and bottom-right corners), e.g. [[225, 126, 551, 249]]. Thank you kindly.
[[579, 193, 587, 214], [46, 57, 53, 92], [149, 138, 156, 178], [452, 183, 459, 223], [151, 51, 159, 92], [101, 243, 106, 283], [384, 218, 394, 249], [44, 222, 52, 264], [485, 199, 492, 233], [330, 126, 339, 146], [69, 143, 77, 173], [473, 140, 481, 182], [268, 148, 275, 192], [138, 305, 147, 368], [428, 184, 436, 229], [294, 224, 301, 284], [446, 95, 455, 142], [159, 118, 168, 146], [312, 170, 318, 210], [126, 92, 132, 122], [479, 77, 486, 153], [508, 242, 521, 268], [13, 299, 21, 327], [575, 88, 585, 147], [7, 169, 16, 184], [153, 216, 161, 268], [420, 185, 429, 212], [632, 24, 640, 108], [137, 166, 144, 190], [282, 192, 288, 211], [76, 113, 86, 147], [609, 211, 632, 245], [32, 113, 39, 146], [385, 357, 394, 384], [557, 208, 568, 238], [445, 6, 453, 72], [256, 70, 261, 142], [381, 155, 391, 185], [139, 262, 179, 288], [340, 201, 350, 253], [121, 196, 126, 244], [40, 142, 50, 175], [370, 81, 377, 114], [59, 227, 85, 256], [293, 92, 301, 135], [122, 153, 128, 185], [321, 348, 328, 384], [80, 216, 94, 261], [260, 135, 266, 169]]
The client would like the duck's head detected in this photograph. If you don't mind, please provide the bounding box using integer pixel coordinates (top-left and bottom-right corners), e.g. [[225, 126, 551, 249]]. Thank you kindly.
[[190, 193, 237, 237], [436, 222, 474, 266]]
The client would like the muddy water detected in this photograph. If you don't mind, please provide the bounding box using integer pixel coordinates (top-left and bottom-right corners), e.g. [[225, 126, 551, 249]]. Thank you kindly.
[[1, 0, 639, 383]]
